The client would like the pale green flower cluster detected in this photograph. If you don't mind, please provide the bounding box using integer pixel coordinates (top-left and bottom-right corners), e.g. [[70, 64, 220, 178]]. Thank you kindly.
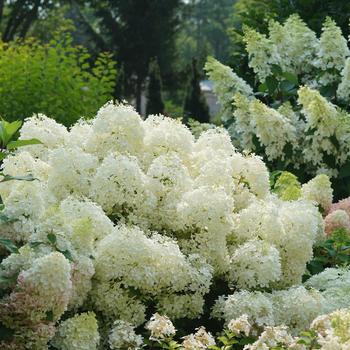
[[51, 312, 100, 350], [0, 103, 333, 348], [213, 286, 326, 334]]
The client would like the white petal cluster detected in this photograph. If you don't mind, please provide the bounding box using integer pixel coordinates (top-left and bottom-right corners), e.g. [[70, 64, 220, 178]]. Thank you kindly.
[[51, 312, 100, 350], [182, 327, 215, 349], [301, 174, 333, 212], [205, 57, 253, 121], [92, 226, 212, 324], [214, 286, 326, 333], [145, 313, 176, 340], [244, 325, 296, 350], [229, 239, 282, 289], [305, 268, 350, 313], [232, 197, 321, 287], [228, 314, 251, 336], [315, 17, 349, 73], [311, 309, 350, 349], [108, 320, 143, 350]]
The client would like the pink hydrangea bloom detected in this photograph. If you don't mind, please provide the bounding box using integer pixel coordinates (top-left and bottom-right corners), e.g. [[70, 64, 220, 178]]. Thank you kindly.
[[324, 209, 350, 236]]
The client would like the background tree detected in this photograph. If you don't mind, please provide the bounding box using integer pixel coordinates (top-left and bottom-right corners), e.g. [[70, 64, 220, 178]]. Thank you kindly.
[[146, 58, 165, 116], [79, 0, 181, 113], [183, 58, 210, 124]]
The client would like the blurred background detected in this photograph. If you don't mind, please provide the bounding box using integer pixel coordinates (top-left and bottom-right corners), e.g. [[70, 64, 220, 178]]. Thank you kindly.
[[0, 0, 350, 127]]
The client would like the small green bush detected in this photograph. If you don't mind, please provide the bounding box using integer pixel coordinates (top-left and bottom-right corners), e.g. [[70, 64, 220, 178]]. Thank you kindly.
[[0, 35, 116, 126]]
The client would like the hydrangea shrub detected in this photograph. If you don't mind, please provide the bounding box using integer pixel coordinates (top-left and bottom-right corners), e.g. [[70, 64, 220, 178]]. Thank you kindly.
[[205, 15, 350, 198], [0, 102, 344, 349]]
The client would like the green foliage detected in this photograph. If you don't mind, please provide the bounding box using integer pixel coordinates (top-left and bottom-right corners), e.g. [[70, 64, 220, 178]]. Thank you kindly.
[[146, 58, 165, 116], [210, 330, 256, 350], [307, 228, 350, 276], [84, 0, 180, 112], [0, 34, 116, 126], [0, 119, 41, 161], [183, 59, 210, 124]]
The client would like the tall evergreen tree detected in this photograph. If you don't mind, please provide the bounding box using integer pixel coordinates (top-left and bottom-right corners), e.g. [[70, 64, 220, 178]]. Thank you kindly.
[[183, 58, 210, 124], [146, 58, 164, 116], [82, 0, 181, 112]]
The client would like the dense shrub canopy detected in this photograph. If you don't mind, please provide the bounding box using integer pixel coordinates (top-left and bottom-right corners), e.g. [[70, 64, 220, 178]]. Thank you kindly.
[[1, 102, 347, 349], [0, 35, 116, 126]]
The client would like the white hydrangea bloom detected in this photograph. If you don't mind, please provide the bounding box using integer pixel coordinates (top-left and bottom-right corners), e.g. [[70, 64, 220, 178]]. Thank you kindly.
[[19, 114, 69, 159], [176, 186, 234, 273], [244, 326, 296, 350], [182, 327, 215, 349], [109, 320, 143, 350], [229, 239, 282, 289], [146, 313, 176, 340], [90, 281, 147, 326], [228, 314, 251, 336], [142, 115, 194, 167], [66, 119, 93, 150], [68, 256, 95, 309], [337, 57, 350, 103], [205, 57, 253, 121], [243, 26, 279, 81], [302, 174, 333, 212], [212, 291, 274, 328], [298, 86, 340, 167], [51, 312, 100, 350], [311, 309, 350, 349], [0, 252, 72, 328], [90, 153, 151, 216], [271, 286, 327, 333], [269, 15, 318, 74], [315, 17, 349, 73], [47, 146, 98, 200], [85, 102, 144, 159], [249, 99, 297, 161]]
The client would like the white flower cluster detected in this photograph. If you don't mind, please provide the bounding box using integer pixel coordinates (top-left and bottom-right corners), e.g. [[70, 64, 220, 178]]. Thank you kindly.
[[0, 103, 328, 347], [108, 320, 143, 350], [206, 15, 350, 177], [213, 286, 326, 334], [311, 309, 350, 349], [182, 326, 215, 349], [51, 312, 100, 350]]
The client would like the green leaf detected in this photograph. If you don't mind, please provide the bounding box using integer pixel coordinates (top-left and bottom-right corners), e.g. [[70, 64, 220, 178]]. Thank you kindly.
[[0, 120, 22, 146], [0, 323, 14, 341], [0, 239, 18, 253], [338, 162, 350, 179], [0, 173, 37, 183], [46, 310, 54, 322], [6, 138, 42, 150], [47, 233, 57, 245], [29, 241, 45, 248], [58, 249, 74, 262], [265, 76, 278, 94], [271, 64, 283, 76], [0, 213, 17, 224], [282, 72, 298, 85], [280, 80, 295, 92], [0, 152, 7, 161], [258, 82, 268, 92]]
